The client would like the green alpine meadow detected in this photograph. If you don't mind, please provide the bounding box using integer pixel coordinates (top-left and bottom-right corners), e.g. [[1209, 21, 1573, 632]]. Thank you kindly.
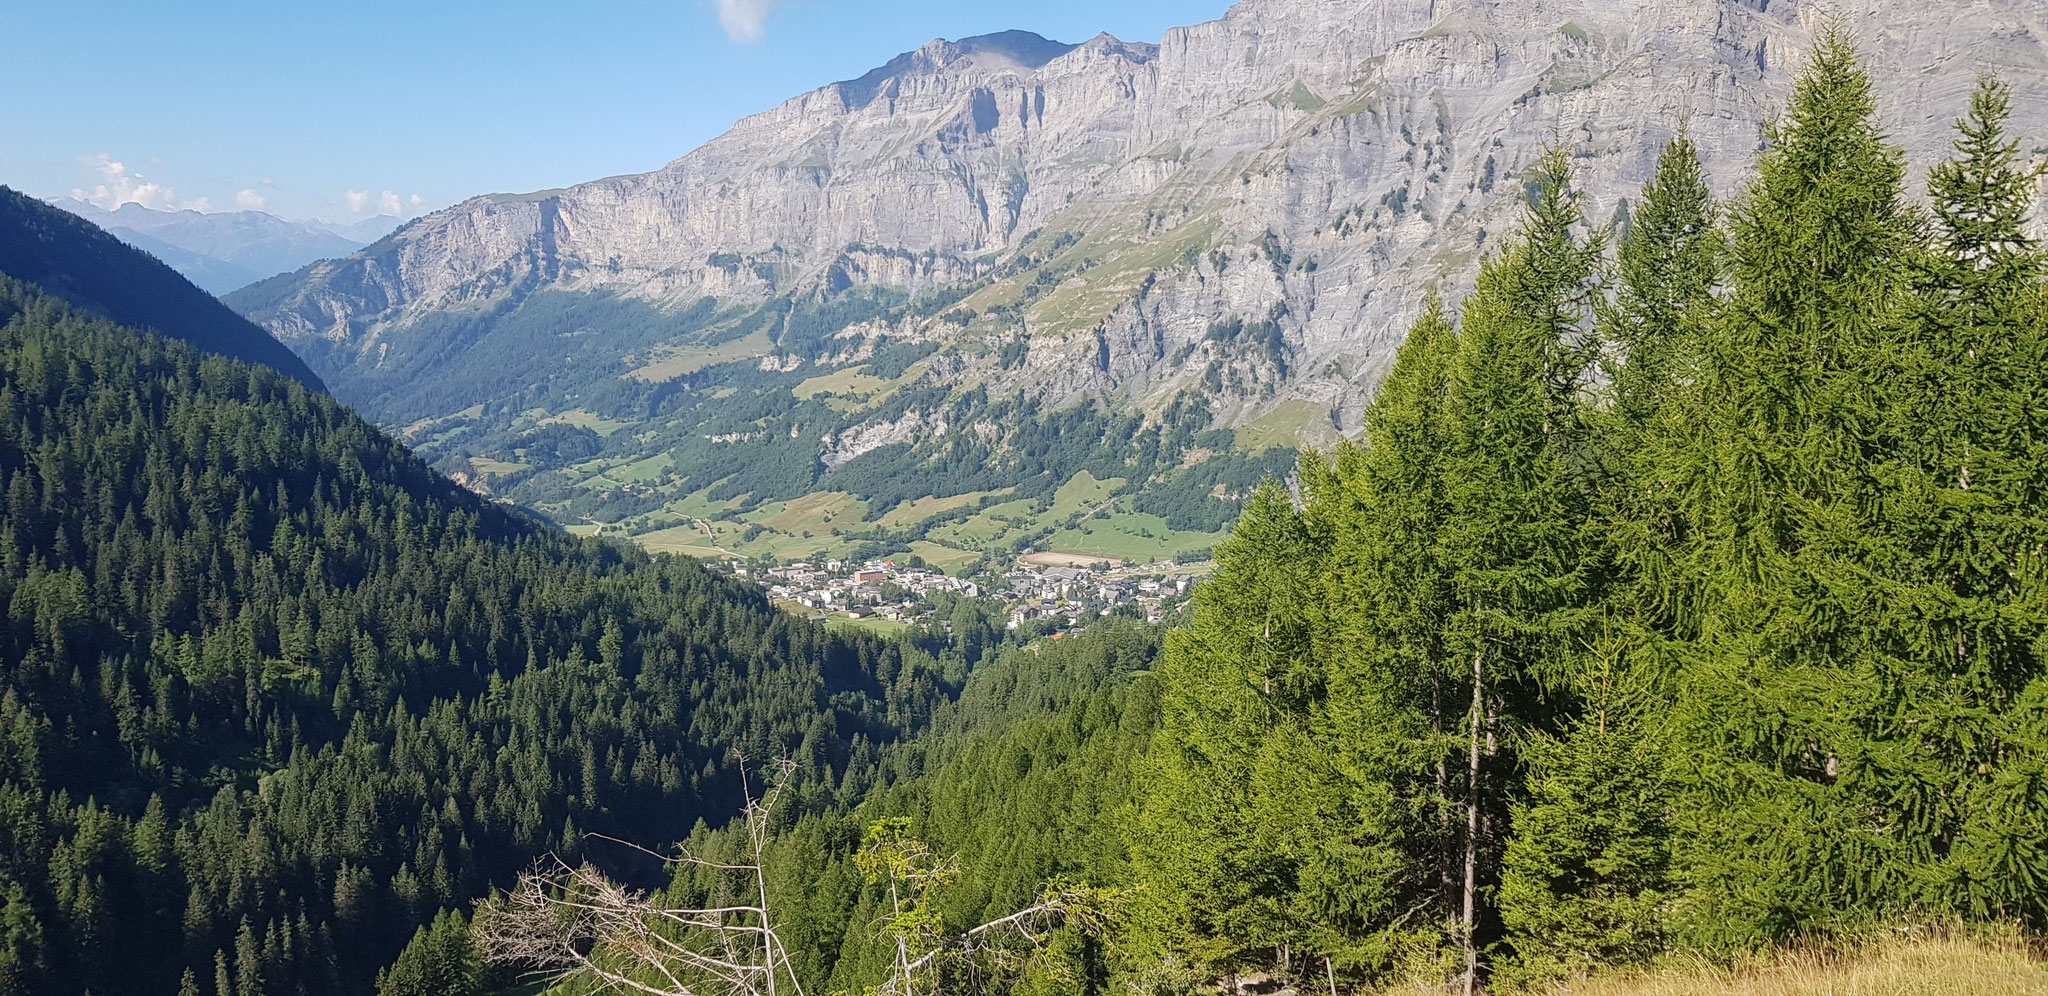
[[5, 4, 2048, 996]]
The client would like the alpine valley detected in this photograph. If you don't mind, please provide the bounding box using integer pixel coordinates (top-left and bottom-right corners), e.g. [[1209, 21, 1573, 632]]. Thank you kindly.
[[228, 0, 2048, 571], [13, 0, 2048, 993]]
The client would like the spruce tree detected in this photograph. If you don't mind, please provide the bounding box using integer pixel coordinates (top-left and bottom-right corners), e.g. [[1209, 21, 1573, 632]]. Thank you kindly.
[[375, 910, 480, 996]]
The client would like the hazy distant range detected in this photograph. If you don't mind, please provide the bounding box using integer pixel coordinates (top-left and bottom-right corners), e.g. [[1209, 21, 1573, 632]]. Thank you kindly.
[[53, 200, 404, 295]]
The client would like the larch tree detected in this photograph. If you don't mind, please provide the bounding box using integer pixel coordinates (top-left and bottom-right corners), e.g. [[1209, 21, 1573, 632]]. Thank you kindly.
[[1663, 26, 1927, 946], [1306, 293, 1463, 977], [1133, 483, 1325, 972], [1434, 147, 1605, 993], [1893, 74, 2048, 924]]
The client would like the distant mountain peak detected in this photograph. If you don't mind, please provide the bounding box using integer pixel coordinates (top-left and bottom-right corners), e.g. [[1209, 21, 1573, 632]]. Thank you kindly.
[[237, 0, 2048, 446], [834, 29, 1106, 109], [0, 187, 325, 389], [52, 198, 372, 295]]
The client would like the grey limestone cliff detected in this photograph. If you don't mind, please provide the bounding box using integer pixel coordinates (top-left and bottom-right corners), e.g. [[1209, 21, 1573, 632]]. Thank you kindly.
[[238, 0, 2048, 432]]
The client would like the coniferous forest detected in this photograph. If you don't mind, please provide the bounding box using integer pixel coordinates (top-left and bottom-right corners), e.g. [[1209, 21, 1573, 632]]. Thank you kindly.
[[3, 30, 2048, 996]]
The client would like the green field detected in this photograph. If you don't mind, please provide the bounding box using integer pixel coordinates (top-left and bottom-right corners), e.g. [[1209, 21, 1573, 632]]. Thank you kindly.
[[1236, 399, 1344, 453], [875, 490, 1008, 529], [1046, 507, 1229, 563], [467, 455, 529, 476], [603, 469, 1213, 568], [623, 328, 772, 382], [540, 408, 635, 436], [794, 366, 893, 401], [926, 471, 1125, 552], [754, 491, 866, 535], [906, 540, 982, 573]]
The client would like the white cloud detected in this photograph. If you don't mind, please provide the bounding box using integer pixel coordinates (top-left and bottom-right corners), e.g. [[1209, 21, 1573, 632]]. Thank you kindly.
[[74, 153, 185, 210], [236, 189, 267, 210], [716, 0, 777, 42], [186, 196, 211, 212], [345, 188, 418, 218], [409, 193, 424, 209]]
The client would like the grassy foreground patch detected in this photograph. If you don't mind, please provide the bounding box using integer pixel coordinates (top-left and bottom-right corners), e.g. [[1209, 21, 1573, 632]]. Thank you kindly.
[[1542, 930, 2047, 996]]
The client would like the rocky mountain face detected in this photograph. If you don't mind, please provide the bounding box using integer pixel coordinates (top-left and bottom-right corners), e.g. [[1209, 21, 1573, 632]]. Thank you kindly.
[[59, 201, 374, 294], [220, 0, 2048, 567], [241, 0, 2048, 424]]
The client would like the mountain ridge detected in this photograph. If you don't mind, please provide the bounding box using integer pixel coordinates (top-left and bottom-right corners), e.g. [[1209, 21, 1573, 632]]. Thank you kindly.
[[224, 0, 2048, 565], [241, 0, 2048, 406], [57, 199, 381, 294], [0, 187, 327, 389]]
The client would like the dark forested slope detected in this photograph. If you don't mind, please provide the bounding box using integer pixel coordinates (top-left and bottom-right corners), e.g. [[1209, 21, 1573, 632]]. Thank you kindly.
[[0, 187, 324, 389], [0, 274, 947, 996]]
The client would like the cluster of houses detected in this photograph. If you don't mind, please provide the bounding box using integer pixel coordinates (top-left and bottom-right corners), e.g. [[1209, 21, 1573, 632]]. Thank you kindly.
[[722, 558, 1199, 630], [999, 567, 1197, 629], [750, 560, 982, 622]]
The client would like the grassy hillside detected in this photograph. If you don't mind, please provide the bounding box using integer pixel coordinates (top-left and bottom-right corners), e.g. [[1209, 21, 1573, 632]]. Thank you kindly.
[[1551, 931, 2048, 996]]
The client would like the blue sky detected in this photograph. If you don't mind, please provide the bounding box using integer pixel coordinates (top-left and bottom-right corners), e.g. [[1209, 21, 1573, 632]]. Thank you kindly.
[[3, 0, 1233, 224]]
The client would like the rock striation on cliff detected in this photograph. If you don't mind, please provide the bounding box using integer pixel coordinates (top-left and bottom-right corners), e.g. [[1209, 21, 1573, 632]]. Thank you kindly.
[[236, 0, 2048, 434]]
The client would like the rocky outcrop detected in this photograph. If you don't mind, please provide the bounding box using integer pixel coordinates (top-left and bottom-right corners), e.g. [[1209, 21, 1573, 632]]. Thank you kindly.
[[237, 0, 2048, 429]]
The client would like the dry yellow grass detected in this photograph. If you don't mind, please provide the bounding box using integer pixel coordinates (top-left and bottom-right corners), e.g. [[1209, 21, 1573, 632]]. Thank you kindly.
[[1543, 932, 2048, 996]]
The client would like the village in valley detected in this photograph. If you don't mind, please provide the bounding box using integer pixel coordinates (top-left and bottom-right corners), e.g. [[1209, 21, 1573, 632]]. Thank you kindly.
[[711, 555, 1205, 634]]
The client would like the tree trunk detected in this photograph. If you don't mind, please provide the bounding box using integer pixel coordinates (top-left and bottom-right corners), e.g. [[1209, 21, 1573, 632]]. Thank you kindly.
[[1462, 650, 1484, 996], [1435, 672, 1455, 935]]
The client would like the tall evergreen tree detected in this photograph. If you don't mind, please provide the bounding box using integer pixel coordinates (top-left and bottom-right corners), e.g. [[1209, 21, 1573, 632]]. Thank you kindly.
[[1318, 292, 1464, 950], [375, 910, 480, 996], [1134, 484, 1324, 971], [1890, 75, 2048, 924], [1596, 132, 1724, 633], [1664, 26, 1927, 945], [1433, 147, 1604, 991], [1602, 130, 1723, 425], [1492, 133, 1723, 983]]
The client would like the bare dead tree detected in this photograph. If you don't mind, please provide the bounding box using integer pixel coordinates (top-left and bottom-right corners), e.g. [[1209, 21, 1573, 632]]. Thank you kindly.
[[884, 877, 1123, 996], [476, 755, 1123, 996], [857, 818, 1124, 996], [475, 754, 805, 996]]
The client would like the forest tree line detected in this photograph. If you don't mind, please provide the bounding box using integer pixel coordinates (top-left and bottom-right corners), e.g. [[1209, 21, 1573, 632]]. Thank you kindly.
[[1139, 31, 2048, 991], [0, 272, 963, 996], [555, 32, 2048, 996]]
